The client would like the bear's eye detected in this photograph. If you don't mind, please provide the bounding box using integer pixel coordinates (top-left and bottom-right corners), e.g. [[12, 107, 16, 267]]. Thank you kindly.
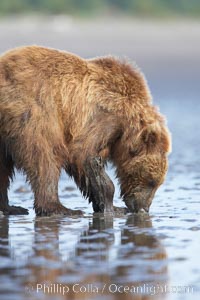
[[129, 149, 139, 157], [148, 179, 157, 188]]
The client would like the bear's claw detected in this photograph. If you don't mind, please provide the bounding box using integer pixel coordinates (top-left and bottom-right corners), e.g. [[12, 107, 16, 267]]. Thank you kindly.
[[113, 206, 130, 214], [35, 203, 84, 217]]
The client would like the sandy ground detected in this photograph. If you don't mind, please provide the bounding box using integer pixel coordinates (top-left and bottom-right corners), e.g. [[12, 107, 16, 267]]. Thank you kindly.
[[0, 18, 200, 300]]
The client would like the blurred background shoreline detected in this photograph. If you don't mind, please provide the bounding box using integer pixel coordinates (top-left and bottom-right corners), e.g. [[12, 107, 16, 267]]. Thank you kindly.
[[0, 0, 200, 18]]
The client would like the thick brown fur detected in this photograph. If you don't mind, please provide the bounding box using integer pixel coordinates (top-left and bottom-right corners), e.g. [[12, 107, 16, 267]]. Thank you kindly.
[[0, 46, 171, 216]]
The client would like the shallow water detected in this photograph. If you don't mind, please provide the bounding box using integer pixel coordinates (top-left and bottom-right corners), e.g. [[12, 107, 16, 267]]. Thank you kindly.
[[0, 162, 200, 300], [0, 19, 200, 300]]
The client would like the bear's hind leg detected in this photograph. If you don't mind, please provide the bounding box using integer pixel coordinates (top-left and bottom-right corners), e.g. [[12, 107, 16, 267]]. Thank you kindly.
[[0, 143, 28, 215]]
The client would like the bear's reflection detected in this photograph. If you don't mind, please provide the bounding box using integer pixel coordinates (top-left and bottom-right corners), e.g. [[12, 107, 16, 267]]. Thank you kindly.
[[0, 217, 9, 258], [21, 214, 168, 300], [114, 215, 168, 300]]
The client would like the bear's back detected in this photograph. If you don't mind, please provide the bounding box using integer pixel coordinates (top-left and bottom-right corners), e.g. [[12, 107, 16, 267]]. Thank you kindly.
[[0, 45, 88, 81]]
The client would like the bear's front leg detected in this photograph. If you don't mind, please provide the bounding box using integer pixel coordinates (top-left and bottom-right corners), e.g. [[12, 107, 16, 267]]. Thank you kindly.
[[33, 179, 83, 217], [84, 157, 115, 213], [26, 159, 83, 217]]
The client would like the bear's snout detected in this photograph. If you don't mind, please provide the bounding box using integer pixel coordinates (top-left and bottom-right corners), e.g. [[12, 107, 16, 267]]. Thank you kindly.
[[124, 189, 155, 213]]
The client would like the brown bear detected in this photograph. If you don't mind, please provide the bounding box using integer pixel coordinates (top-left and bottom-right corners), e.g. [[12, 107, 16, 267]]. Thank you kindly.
[[0, 46, 171, 216]]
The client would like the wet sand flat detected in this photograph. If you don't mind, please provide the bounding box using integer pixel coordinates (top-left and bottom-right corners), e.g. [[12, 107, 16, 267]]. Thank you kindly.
[[0, 18, 200, 300]]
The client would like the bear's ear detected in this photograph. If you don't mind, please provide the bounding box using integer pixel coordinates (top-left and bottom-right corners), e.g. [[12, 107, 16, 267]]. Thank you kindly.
[[161, 126, 172, 154], [140, 122, 161, 152], [128, 123, 160, 156], [141, 122, 160, 150], [141, 122, 171, 154]]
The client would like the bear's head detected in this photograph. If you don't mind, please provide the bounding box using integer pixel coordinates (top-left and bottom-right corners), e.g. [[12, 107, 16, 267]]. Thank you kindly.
[[114, 120, 171, 213]]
